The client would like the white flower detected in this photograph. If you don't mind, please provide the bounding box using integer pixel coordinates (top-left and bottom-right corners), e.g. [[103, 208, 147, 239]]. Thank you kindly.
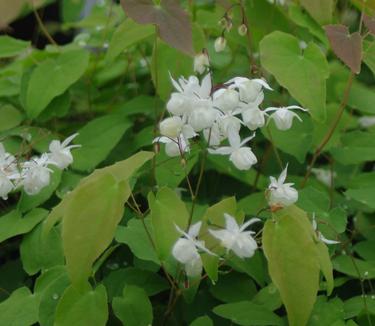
[[214, 36, 226, 52], [208, 134, 257, 170], [213, 88, 239, 113], [48, 133, 80, 169], [209, 213, 260, 258], [21, 154, 53, 195], [311, 168, 336, 187], [194, 52, 209, 74], [159, 116, 183, 138], [218, 115, 242, 143], [172, 222, 213, 277], [265, 105, 308, 131], [268, 164, 298, 207], [188, 107, 218, 132], [0, 171, 14, 200], [358, 116, 375, 128], [312, 214, 340, 245], [226, 77, 272, 104], [154, 136, 189, 157], [203, 123, 225, 147], [166, 93, 191, 116], [240, 105, 267, 131]]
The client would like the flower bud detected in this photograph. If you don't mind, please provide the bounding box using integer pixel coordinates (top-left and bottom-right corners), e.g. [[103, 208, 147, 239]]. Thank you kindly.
[[159, 117, 183, 138], [213, 88, 239, 112], [229, 147, 257, 170], [214, 36, 226, 53], [270, 109, 295, 131], [238, 24, 248, 36], [269, 184, 298, 207], [194, 52, 210, 74], [241, 107, 266, 130], [165, 141, 180, 157]]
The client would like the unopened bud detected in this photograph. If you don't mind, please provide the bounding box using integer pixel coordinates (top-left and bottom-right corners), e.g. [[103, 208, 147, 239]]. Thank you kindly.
[[214, 36, 226, 53], [238, 24, 247, 36], [194, 51, 209, 74]]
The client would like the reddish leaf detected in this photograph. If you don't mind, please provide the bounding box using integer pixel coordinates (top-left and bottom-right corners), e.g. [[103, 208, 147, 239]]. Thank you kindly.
[[120, 0, 193, 56], [364, 14, 375, 35], [325, 24, 362, 74]]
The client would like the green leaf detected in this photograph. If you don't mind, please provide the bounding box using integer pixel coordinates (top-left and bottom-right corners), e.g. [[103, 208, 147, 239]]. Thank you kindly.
[[300, 0, 334, 25], [209, 272, 257, 303], [112, 285, 153, 326], [308, 296, 345, 326], [20, 222, 64, 276], [115, 217, 159, 264], [0, 35, 30, 58], [262, 205, 320, 326], [103, 267, 169, 300], [252, 284, 282, 312], [62, 173, 129, 286], [149, 187, 189, 261], [0, 287, 39, 326], [343, 81, 375, 115], [213, 301, 284, 326], [260, 31, 329, 121], [316, 242, 334, 295], [363, 40, 375, 75], [0, 105, 23, 132], [34, 266, 70, 326], [106, 19, 154, 62], [26, 49, 89, 118], [55, 284, 108, 326], [190, 316, 214, 326], [17, 167, 62, 213], [0, 208, 47, 243], [333, 255, 375, 279], [346, 187, 375, 210], [72, 114, 132, 172]]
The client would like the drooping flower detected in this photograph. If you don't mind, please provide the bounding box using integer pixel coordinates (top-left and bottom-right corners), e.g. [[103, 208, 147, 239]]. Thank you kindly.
[[214, 36, 226, 52], [240, 104, 267, 131], [21, 154, 53, 195], [159, 116, 184, 138], [213, 88, 239, 113], [358, 116, 375, 129], [268, 164, 298, 207], [48, 133, 80, 169], [208, 134, 257, 170], [312, 213, 340, 245], [238, 24, 248, 36], [209, 213, 260, 258], [194, 51, 209, 74], [265, 105, 308, 131], [226, 77, 272, 104], [311, 168, 336, 187], [0, 171, 14, 200], [172, 222, 213, 277]]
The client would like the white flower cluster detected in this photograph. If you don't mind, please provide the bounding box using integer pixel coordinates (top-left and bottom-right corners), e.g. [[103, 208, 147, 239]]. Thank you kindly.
[[0, 134, 80, 199], [172, 214, 260, 277], [155, 73, 307, 171]]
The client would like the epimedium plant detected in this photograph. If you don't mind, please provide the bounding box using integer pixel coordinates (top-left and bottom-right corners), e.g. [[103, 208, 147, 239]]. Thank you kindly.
[[0, 0, 375, 325]]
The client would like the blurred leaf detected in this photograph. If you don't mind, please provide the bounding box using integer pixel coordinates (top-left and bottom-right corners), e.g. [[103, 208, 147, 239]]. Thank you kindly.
[[190, 316, 213, 326], [260, 31, 329, 121], [120, 0, 193, 55], [308, 296, 344, 326], [300, 0, 334, 25], [112, 285, 153, 326], [363, 40, 375, 75], [0, 35, 29, 58], [0, 104, 23, 132], [364, 14, 375, 35]]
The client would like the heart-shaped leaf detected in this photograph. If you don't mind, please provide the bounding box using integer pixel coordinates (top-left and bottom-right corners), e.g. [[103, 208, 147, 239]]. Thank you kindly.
[[325, 25, 362, 74], [120, 0, 193, 56], [364, 14, 375, 35]]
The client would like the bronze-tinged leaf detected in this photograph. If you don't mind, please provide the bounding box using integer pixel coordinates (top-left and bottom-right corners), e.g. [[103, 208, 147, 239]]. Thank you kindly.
[[325, 24, 362, 74], [364, 14, 375, 35], [120, 0, 194, 56]]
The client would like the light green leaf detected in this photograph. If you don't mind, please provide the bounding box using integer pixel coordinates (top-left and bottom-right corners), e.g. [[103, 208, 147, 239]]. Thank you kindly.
[[316, 242, 334, 295], [213, 301, 284, 326], [106, 19, 154, 62], [0, 35, 30, 58], [112, 285, 153, 326], [333, 255, 375, 279], [252, 283, 282, 312], [115, 217, 160, 265], [62, 173, 129, 286], [26, 49, 89, 118], [308, 296, 345, 326], [71, 114, 132, 172], [0, 287, 39, 326], [346, 187, 375, 210], [262, 205, 320, 326], [0, 105, 23, 132], [54, 284, 108, 326], [190, 316, 213, 326], [300, 0, 334, 25], [260, 31, 329, 121], [363, 40, 375, 75], [149, 187, 190, 261], [0, 208, 47, 243]]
